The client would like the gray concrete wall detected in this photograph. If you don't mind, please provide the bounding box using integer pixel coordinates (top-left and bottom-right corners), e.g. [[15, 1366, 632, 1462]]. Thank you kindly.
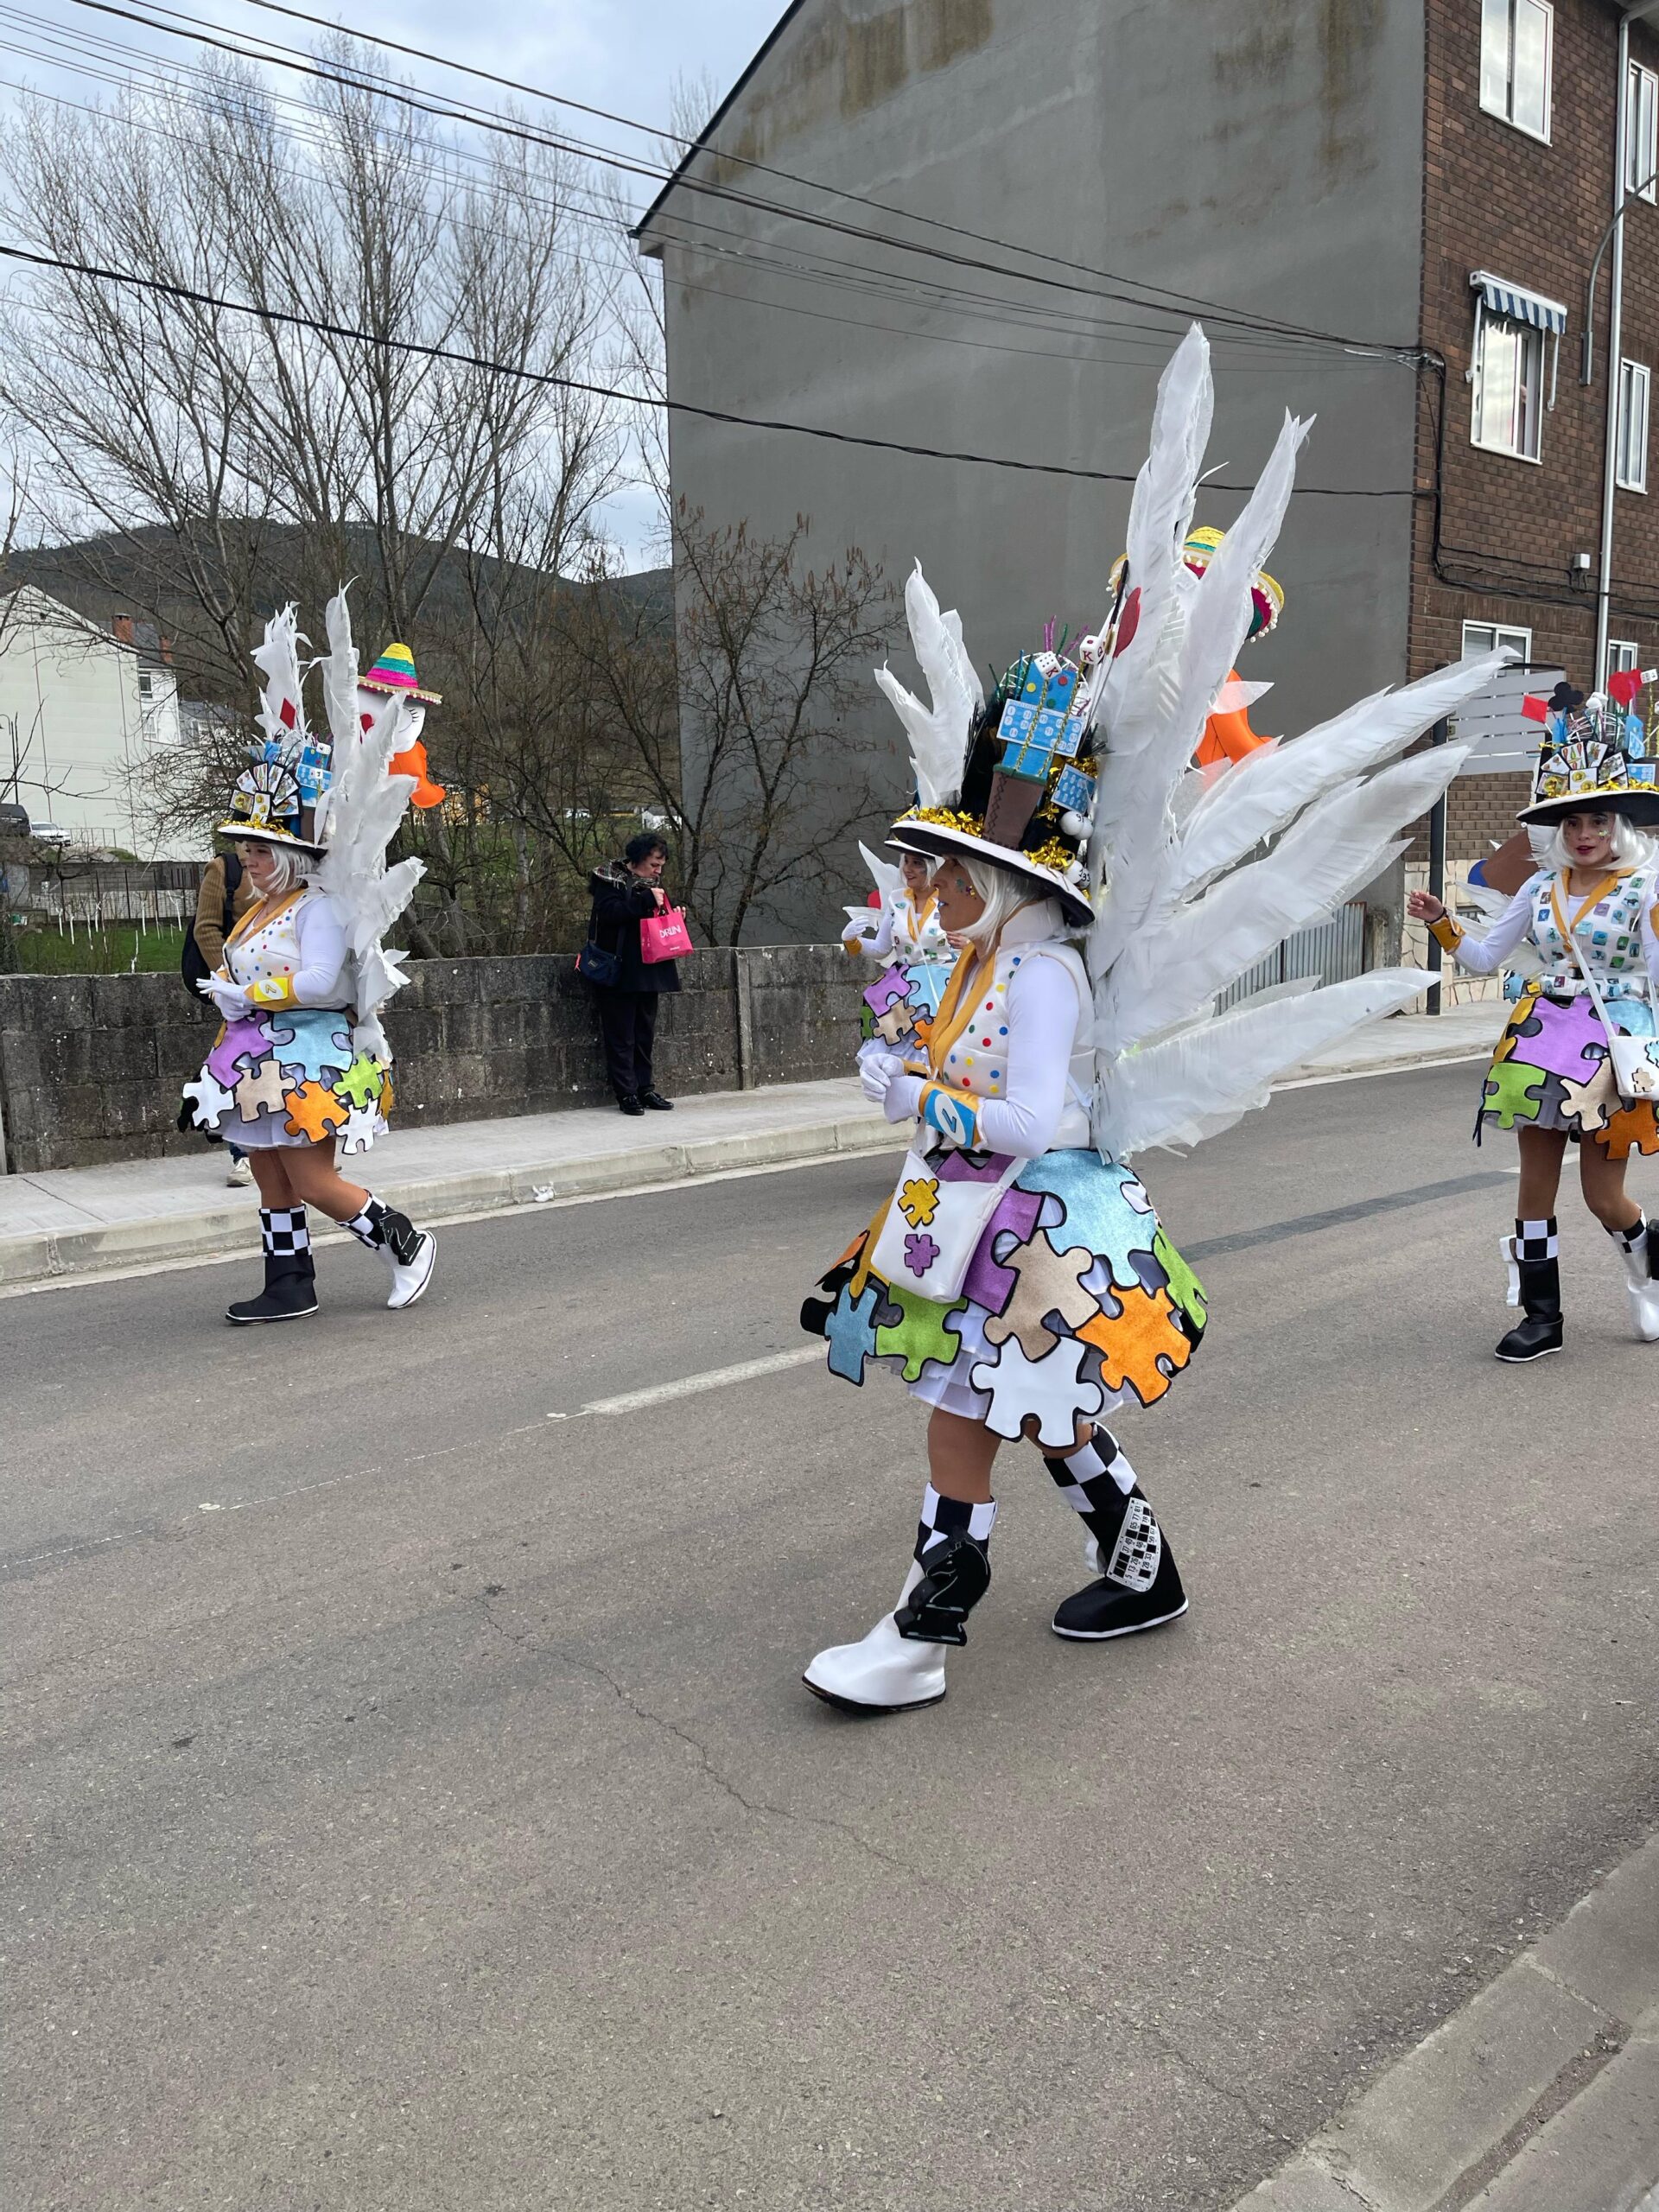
[[644, 0, 1428, 938], [0, 949, 866, 1173]]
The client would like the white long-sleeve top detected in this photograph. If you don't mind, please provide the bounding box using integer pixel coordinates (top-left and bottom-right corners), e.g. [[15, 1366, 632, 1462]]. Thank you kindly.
[[1446, 866, 1659, 997], [225, 885, 350, 1008], [880, 950, 1087, 1157]]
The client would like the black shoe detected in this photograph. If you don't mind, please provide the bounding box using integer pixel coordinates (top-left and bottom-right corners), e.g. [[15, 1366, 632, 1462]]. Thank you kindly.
[[226, 1255, 318, 1325], [1495, 1313, 1564, 1361], [1496, 1246, 1563, 1363], [638, 1090, 673, 1111], [1052, 1544, 1188, 1640], [616, 1093, 645, 1116]]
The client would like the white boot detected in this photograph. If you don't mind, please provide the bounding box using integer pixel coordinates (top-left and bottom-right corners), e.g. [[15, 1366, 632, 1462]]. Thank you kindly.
[[803, 1563, 948, 1714], [1616, 1221, 1659, 1342], [381, 1218, 437, 1310]]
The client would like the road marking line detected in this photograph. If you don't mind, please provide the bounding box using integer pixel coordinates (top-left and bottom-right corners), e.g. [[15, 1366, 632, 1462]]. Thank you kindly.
[[556, 1346, 825, 1420]]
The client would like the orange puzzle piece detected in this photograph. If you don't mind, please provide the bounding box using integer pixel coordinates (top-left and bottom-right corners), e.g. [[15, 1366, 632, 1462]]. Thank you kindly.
[[283, 1079, 350, 1142], [1600, 1100, 1659, 1159], [1079, 1283, 1193, 1408]]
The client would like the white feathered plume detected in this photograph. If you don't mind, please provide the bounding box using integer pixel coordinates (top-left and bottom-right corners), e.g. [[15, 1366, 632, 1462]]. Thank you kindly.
[[874, 563, 982, 807], [313, 587, 423, 1064], [1085, 323, 1510, 1160], [251, 602, 308, 752]]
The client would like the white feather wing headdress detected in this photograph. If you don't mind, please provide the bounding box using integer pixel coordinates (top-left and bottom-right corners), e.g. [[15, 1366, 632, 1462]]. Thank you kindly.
[[1085, 325, 1509, 1159], [314, 588, 424, 1063]]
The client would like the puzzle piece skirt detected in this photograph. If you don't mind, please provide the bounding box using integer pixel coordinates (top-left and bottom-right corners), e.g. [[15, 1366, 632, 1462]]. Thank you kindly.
[[1477, 991, 1659, 1158], [188, 1006, 391, 1153], [803, 1149, 1206, 1427]]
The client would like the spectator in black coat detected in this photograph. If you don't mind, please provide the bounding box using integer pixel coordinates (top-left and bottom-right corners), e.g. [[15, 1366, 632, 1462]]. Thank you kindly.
[[586, 831, 681, 1115]]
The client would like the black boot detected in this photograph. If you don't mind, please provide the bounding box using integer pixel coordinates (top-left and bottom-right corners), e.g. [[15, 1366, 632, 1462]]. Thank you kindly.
[[616, 1092, 645, 1116], [1044, 1431, 1187, 1642], [226, 1248, 318, 1325], [1496, 1218, 1563, 1363]]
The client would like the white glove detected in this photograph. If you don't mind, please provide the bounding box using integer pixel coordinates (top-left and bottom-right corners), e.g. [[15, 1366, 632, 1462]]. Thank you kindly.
[[859, 1049, 907, 1103], [197, 975, 253, 1020], [883, 1073, 924, 1124]]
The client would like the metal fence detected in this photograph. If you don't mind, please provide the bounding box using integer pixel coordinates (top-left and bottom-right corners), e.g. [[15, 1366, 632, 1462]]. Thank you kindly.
[[1215, 900, 1367, 1013]]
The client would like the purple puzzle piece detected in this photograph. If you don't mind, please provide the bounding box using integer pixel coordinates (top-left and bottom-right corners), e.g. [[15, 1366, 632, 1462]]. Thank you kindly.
[[207, 1014, 269, 1088], [1513, 994, 1606, 1082], [862, 965, 911, 1018], [962, 1185, 1044, 1313]]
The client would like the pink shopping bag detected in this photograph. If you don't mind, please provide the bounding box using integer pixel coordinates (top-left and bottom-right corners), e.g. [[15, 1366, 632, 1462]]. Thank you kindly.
[[639, 904, 695, 963]]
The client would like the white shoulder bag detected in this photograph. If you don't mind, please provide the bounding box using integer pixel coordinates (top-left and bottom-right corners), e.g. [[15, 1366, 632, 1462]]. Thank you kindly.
[[1554, 880, 1659, 1103]]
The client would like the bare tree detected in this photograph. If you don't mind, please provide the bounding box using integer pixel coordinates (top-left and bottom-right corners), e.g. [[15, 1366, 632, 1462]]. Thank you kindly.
[[561, 505, 894, 945]]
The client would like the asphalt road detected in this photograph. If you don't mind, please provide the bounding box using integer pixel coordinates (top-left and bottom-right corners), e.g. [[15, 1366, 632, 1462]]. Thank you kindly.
[[5, 1063, 1657, 2212]]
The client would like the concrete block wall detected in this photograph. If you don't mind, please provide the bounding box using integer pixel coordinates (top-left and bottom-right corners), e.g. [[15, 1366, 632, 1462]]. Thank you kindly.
[[0, 947, 868, 1173]]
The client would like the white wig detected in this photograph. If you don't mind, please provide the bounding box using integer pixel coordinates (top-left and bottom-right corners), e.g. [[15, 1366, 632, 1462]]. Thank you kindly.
[[1544, 811, 1655, 871], [940, 850, 1066, 947]]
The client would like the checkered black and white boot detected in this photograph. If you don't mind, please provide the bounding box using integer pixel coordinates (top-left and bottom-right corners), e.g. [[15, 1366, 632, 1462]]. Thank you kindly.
[[804, 1487, 995, 1715], [1043, 1428, 1187, 1642], [1610, 1213, 1659, 1342], [345, 1197, 437, 1311], [226, 1206, 319, 1325], [1497, 1217, 1564, 1362]]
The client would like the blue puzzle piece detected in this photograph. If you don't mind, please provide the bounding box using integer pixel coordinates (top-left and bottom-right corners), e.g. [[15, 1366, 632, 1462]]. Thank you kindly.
[[824, 1280, 883, 1383], [1013, 1154, 1160, 1293]]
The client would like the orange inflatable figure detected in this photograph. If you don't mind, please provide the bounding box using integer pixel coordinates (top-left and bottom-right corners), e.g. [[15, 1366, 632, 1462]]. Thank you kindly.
[[358, 642, 446, 810], [1195, 670, 1275, 767]]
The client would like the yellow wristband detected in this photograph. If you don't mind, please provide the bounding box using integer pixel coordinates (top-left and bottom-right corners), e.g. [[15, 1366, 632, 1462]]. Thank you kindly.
[[246, 976, 297, 1007], [1427, 914, 1463, 953]]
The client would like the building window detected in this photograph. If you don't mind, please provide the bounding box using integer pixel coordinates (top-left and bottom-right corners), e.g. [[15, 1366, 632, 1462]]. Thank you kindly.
[[1617, 359, 1649, 491], [1607, 639, 1641, 679], [1481, 0, 1553, 141], [1472, 312, 1546, 460], [1462, 620, 1534, 660], [1629, 60, 1658, 201], [136, 669, 155, 701]]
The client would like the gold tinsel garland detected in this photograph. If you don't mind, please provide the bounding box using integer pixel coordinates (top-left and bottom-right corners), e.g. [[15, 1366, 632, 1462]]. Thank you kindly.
[[894, 808, 1078, 878]]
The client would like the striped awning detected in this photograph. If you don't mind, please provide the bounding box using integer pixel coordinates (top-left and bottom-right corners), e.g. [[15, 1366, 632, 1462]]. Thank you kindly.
[[1470, 270, 1568, 335]]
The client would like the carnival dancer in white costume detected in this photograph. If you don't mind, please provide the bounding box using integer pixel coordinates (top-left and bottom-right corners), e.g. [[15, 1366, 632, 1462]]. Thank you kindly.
[[842, 839, 958, 1065], [800, 325, 1506, 1714], [1408, 674, 1659, 1359], [184, 594, 438, 1325]]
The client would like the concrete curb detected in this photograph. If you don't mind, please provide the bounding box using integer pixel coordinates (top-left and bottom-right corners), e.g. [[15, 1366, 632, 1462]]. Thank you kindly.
[[1230, 1835, 1659, 2212], [0, 1113, 906, 1290]]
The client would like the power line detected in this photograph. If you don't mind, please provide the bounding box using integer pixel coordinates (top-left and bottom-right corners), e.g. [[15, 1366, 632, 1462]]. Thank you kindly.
[[0, 238, 1431, 497], [61, 0, 1422, 361], [232, 0, 1381, 351], [0, 22, 1386, 371]]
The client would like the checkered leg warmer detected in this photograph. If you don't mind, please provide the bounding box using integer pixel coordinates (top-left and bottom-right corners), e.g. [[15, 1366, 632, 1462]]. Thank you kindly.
[[912, 1484, 996, 1566], [1042, 1427, 1163, 1595], [1504, 1217, 1559, 1306], [260, 1205, 310, 1258]]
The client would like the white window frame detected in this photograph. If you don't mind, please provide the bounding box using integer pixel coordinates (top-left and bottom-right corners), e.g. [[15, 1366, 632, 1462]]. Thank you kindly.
[[1462, 620, 1535, 661], [1481, 0, 1554, 143], [1628, 60, 1658, 201], [1607, 639, 1642, 680], [1618, 359, 1650, 491], [1471, 311, 1547, 461]]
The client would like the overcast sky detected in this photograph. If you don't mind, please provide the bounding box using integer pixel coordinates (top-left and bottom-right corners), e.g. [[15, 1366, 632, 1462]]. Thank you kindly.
[[0, 0, 787, 565]]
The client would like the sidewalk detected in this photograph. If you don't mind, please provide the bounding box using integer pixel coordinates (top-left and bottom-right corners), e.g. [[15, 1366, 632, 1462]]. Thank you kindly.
[[0, 1004, 1498, 1290], [1230, 1834, 1659, 2212]]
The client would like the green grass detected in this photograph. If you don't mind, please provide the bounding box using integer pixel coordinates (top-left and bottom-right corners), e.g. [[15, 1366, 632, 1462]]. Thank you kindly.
[[4, 925, 189, 975]]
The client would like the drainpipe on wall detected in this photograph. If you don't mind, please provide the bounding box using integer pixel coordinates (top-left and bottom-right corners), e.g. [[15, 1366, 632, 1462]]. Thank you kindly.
[[1597, 3, 1659, 675]]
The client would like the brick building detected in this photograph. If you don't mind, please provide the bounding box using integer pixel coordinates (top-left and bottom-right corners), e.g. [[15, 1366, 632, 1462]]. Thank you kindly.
[[1414, 0, 1659, 857], [641, 0, 1659, 936]]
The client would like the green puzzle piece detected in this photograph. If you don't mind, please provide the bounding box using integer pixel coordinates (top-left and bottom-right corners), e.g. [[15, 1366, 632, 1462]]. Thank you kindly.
[[1482, 1057, 1547, 1129], [337, 1054, 386, 1111], [1152, 1228, 1207, 1331], [875, 1283, 968, 1381]]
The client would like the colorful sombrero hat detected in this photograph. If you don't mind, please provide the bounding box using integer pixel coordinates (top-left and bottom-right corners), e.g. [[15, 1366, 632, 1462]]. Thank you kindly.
[[1179, 525, 1284, 641], [359, 642, 442, 706], [1516, 675, 1659, 826]]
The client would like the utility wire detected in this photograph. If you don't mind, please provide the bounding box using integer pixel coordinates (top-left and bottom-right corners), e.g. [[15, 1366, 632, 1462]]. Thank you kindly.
[[0, 238, 1431, 497], [62, 0, 1421, 360], [232, 0, 1379, 348]]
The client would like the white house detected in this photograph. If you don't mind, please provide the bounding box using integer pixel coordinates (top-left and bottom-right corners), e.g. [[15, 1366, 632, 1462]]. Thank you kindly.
[[0, 584, 193, 856]]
